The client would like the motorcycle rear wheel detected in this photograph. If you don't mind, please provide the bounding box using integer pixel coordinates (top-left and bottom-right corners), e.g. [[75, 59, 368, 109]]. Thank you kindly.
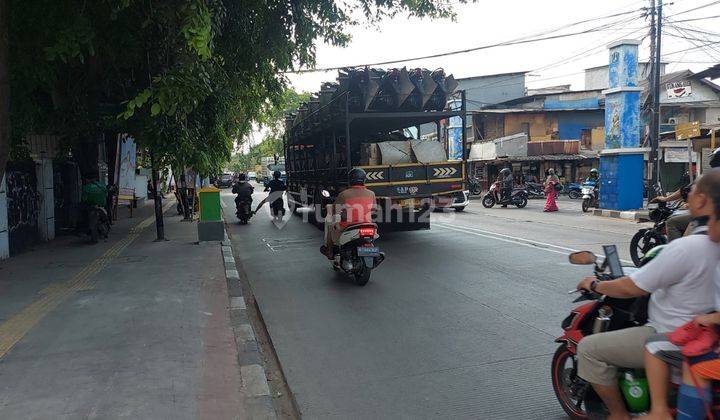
[[515, 196, 528, 208], [551, 345, 589, 419], [569, 190, 581, 199], [470, 185, 482, 195], [353, 264, 371, 286], [482, 195, 495, 208]]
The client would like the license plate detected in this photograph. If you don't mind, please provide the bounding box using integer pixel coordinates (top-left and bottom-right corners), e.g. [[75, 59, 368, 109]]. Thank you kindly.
[[357, 246, 380, 257]]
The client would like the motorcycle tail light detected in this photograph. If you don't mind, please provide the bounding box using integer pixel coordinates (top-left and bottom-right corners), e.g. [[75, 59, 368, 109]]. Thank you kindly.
[[359, 227, 376, 238]]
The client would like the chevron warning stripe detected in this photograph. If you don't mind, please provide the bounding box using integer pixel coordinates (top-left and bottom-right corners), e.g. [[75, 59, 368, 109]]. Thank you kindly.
[[432, 167, 458, 178], [366, 171, 385, 181]]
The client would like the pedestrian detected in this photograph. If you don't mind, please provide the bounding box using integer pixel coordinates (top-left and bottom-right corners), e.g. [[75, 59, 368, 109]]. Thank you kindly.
[[544, 168, 560, 212]]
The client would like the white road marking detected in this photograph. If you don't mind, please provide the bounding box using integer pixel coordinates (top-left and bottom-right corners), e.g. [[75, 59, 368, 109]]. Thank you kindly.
[[434, 222, 634, 265]]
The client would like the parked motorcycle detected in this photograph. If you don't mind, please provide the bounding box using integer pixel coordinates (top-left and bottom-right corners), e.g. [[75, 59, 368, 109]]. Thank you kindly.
[[85, 205, 111, 243], [567, 182, 582, 199], [468, 177, 482, 196], [331, 222, 386, 286], [235, 197, 253, 224], [482, 181, 528, 208], [552, 246, 720, 418], [629, 201, 677, 266], [526, 182, 546, 199], [581, 181, 599, 213]]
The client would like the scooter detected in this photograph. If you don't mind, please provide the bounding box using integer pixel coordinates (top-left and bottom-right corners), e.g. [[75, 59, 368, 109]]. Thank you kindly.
[[81, 205, 111, 243], [482, 181, 528, 208], [567, 183, 582, 199], [331, 223, 385, 286], [468, 177, 482, 196], [551, 246, 720, 418], [526, 182, 546, 199], [581, 181, 599, 213], [235, 196, 253, 224]]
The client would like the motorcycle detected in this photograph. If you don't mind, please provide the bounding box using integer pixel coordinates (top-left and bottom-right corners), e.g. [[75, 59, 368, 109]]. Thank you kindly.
[[84, 205, 111, 243], [468, 177, 482, 196], [235, 196, 253, 224], [567, 183, 582, 199], [332, 222, 386, 286], [581, 181, 599, 213], [629, 201, 677, 266], [482, 181, 528, 208], [526, 182, 546, 199], [552, 246, 720, 419]]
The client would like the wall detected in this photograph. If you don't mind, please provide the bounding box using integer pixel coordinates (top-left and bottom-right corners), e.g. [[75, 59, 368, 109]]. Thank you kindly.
[[504, 113, 558, 139], [557, 111, 605, 140], [6, 163, 40, 255], [707, 107, 720, 125], [585, 62, 665, 90], [458, 73, 526, 110]]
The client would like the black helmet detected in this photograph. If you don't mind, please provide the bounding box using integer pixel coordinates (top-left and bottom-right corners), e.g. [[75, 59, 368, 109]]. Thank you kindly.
[[238, 173, 247, 181], [348, 168, 366, 186], [710, 147, 720, 168], [273, 170, 281, 179]]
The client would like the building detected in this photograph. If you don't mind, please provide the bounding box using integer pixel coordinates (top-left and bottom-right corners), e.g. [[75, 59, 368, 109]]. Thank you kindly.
[[584, 61, 667, 90]]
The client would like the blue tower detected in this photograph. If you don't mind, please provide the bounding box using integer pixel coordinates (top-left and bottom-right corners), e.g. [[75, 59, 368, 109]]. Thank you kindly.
[[600, 40, 645, 211]]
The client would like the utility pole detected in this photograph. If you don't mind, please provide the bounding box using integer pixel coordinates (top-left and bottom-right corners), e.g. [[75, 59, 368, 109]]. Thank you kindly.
[[150, 151, 165, 240], [649, 0, 663, 198]]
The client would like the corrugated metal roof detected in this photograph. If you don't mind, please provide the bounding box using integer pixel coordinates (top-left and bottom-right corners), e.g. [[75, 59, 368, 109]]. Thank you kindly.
[[472, 108, 601, 114], [470, 154, 594, 162]]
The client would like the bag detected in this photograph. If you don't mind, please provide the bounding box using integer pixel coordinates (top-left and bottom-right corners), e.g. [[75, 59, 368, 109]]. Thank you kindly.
[[668, 321, 718, 357], [554, 183, 563, 192]]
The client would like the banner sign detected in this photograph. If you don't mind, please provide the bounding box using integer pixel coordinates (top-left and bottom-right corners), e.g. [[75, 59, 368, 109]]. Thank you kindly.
[[666, 81, 692, 99], [117, 136, 137, 200]]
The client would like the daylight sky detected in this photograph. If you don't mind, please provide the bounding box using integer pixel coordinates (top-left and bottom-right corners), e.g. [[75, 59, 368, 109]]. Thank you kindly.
[[286, 0, 720, 94]]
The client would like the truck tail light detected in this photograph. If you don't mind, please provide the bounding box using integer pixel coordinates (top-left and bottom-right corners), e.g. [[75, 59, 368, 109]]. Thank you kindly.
[[359, 227, 376, 238]]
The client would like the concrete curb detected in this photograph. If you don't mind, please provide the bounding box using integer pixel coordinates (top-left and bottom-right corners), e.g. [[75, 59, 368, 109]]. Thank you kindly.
[[592, 208, 648, 221], [221, 233, 277, 419]]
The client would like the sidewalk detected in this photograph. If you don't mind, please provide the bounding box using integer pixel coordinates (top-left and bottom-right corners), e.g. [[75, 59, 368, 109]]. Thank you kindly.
[[0, 200, 266, 419]]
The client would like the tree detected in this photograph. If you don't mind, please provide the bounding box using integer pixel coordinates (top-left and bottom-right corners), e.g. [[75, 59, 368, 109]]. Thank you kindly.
[[0, 0, 9, 184], [6, 0, 466, 238]]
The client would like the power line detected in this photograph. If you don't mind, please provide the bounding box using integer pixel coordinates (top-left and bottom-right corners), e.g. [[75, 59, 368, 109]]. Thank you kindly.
[[285, 8, 647, 74], [670, 0, 720, 16], [670, 14, 720, 23]]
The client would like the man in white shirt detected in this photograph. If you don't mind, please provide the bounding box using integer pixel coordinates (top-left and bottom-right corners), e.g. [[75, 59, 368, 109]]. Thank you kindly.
[[574, 170, 720, 420]]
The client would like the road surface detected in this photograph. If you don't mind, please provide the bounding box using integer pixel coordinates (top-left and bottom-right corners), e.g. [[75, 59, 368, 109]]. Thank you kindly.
[[223, 186, 645, 420]]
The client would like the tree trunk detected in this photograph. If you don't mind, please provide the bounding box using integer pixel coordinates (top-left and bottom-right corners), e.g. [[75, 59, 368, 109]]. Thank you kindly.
[[150, 152, 164, 240], [0, 0, 10, 184], [179, 172, 191, 220]]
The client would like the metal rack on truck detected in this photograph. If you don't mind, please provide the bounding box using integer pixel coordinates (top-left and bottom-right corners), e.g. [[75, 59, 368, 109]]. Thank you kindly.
[[284, 67, 468, 230]]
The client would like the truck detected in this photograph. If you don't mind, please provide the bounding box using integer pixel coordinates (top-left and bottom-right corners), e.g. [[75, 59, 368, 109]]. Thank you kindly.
[[284, 67, 468, 230], [259, 156, 286, 187]]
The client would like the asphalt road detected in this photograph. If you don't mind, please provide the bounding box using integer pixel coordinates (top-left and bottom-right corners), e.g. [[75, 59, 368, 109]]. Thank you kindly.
[[223, 186, 646, 420]]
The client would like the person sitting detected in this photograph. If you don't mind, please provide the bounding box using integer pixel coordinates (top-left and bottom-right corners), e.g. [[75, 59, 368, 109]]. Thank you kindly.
[[499, 167, 513, 207], [575, 171, 720, 420], [255, 171, 285, 218], [320, 168, 376, 259], [651, 171, 693, 242], [639, 169, 720, 420], [586, 168, 599, 185]]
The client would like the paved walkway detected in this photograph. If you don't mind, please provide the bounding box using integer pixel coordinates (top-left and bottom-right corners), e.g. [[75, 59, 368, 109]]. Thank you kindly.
[[0, 201, 246, 419]]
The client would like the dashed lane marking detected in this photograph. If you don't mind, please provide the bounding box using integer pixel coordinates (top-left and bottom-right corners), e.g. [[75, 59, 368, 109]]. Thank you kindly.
[[0, 201, 174, 360]]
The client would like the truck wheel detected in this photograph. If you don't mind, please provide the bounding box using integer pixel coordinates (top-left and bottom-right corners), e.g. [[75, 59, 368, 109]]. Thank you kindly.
[[482, 195, 495, 208]]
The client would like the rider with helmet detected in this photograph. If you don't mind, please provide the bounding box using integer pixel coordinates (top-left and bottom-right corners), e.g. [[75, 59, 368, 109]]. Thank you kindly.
[[586, 168, 599, 184], [232, 173, 254, 207], [255, 170, 286, 218], [320, 168, 376, 259]]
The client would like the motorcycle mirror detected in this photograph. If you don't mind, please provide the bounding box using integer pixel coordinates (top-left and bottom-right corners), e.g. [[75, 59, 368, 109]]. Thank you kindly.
[[321, 190, 330, 198], [568, 251, 597, 265]]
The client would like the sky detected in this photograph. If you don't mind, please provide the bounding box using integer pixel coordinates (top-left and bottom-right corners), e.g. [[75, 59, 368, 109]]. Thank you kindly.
[[285, 0, 720, 94]]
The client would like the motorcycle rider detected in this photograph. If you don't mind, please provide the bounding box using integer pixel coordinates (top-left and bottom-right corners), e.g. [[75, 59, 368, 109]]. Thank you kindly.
[[574, 170, 720, 420], [232, 173, 254, 211], [499, 167, 513, 207], [320, 168, 376, 259], [586, 168, 599, 184], [255, 170, 285, 218]]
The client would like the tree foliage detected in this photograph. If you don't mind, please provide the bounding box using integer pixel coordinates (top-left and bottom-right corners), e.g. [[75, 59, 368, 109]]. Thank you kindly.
[[4, 0, 465, 181]]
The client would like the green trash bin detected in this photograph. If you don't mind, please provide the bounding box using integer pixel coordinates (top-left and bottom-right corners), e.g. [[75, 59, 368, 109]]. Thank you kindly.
[[198, 187, 222, 222], [197, 187, 224, 241]]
